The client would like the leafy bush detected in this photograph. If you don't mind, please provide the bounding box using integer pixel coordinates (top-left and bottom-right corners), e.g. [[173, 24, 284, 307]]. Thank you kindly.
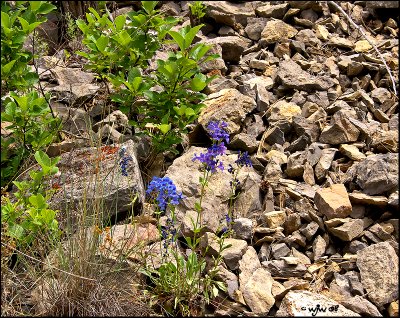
[[1, 1, 60, 187], [188, 1, 206, 27], [1, 1, 56, 94], [76, 1, 218, 155], [1, 150, 61, 250]]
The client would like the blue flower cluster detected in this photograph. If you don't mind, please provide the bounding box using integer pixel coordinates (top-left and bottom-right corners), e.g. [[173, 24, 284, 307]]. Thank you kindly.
[[207, 120, 230, 143], [119, 155, 133, 176], [192, 142, 227, 172], [235, 151, 252, 167], [146, 176, 184, 212], [193, 120, 230, 172]]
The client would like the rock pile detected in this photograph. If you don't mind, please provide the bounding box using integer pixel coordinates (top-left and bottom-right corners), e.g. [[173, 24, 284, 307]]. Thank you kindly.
[[16, 1, 398, 316]]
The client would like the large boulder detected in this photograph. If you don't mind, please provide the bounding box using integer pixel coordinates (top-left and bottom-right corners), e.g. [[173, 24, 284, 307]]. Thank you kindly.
[[165, 147, 262, 234], [49, 140, 145, 228]]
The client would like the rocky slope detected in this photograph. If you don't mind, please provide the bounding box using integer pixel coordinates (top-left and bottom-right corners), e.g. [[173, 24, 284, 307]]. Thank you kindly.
[[5, 1, 399, 316]]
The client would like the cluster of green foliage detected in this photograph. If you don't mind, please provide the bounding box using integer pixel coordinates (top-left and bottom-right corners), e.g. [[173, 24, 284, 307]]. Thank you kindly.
[[1, 150, 61, 250], [189, 1, 206, 21], [1, 1, 60, 187], [76, 1, 217, 154]]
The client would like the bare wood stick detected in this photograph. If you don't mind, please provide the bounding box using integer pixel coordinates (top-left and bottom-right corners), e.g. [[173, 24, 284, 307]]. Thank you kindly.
[[328, 1, 397, 95]]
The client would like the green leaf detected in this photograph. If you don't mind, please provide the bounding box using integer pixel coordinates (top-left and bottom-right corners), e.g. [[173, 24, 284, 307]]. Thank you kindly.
[[36, 2, 56, 15], [115, 30, 131, 46], [158, 124, 171, 135], [34, 150, 51, 168], [29, 1, 42, 12], [185, 108, 196, 117], [2, 60, 16, 75], [8, 224, 25, 240], [114, 14, 126, 31], [183, 24, 203, 48], [28, 193, 46, 209], [95, 35, 108, 52], [190, 73, 207, 91], [142, 1, 157, 14], [17, 16, 29, 32], [1, 12, 10, 28], [168, 30, 185, 51]]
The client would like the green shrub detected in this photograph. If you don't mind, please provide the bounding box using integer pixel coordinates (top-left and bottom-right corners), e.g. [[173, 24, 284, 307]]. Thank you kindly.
[[1, 150, 61, 250], [76, 1, 218, 155]]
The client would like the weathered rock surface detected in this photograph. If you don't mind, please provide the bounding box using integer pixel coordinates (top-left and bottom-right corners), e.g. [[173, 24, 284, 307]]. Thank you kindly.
[[276, 290, 360, 316], [314, 184, 352, 220], [357, 242, 398, 307]]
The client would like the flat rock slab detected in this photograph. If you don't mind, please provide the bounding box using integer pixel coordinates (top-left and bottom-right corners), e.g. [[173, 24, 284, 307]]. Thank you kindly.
[[357, 242, 399, 307], [276, 290, 360, 316], [49, 140, 145, 228]]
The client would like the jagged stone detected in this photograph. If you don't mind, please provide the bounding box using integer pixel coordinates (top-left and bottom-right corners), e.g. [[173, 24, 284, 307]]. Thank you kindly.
[[260, 19, 298, 45], [314, 184, 352, 220]]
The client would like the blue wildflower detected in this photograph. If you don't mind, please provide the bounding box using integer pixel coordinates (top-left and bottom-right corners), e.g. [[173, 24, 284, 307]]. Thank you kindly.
[[235, 151, 252, 167], [146, 176, 184, 212], [119, 155, 133, 176], [207, 120, 230, 143], [193, 142, 227, 172]]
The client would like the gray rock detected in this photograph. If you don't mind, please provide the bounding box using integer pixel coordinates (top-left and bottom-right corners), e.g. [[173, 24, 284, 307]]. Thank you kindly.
[[277, 290, 361, 316], [93, 110, 129, 133], [301, 221, 319, 241], [341, 296, 383, 317], [276, 59, 335, 92], [199, 88, 257, 135], [49, 140, 144, 227], [256, 3, 288, 19], [218, 25, 236, 36], [312, 235, 327, 261], [263, 126, 285, 145], [357, 242, 399, 307], [204, 1, 256, 29], [325, 218, 364, 241], [199, 43, 227, 74], [314, 148, 337, 181], [262, 259, 307, 278], [233, 218, 253, 240], [366, 1, 399, 9], [215, 264, 239, 301], [286, 151, 306, 177], [292, 116, 320, 143], [204, 77, 239, 94], [221, 238, 248, 270], [319, 111, 360, 144], [52, 103, 92, 135], [244, 17, 267, 41], [230, 133, 259, 154], [203, 36, 252, 63], [271, 243, 291, 260], [354, 153, 398, 195], [343, 271, 364, 296]]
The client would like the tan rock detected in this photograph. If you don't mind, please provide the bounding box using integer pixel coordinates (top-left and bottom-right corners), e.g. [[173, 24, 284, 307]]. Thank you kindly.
[[354, 40, 373, 52], [348, 191, 388, 206], [242, 267, 275, 314], [339, 144, 366, 161], [260, 19, 298, 44], [263, 210, 287, 228], [326, 218, 364, 241], [315, 24, 330, 40], [388, 300, 399, 317], [314, 184, 352, 219]]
